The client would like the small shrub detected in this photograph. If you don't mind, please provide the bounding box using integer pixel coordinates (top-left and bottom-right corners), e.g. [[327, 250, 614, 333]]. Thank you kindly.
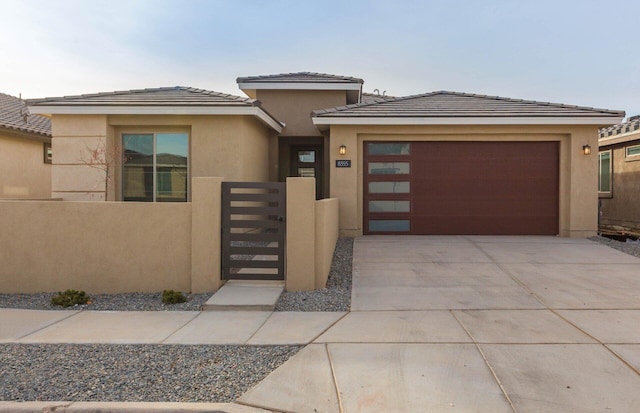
[[51, 289, 90, 308], [162, 289, 187, 305]]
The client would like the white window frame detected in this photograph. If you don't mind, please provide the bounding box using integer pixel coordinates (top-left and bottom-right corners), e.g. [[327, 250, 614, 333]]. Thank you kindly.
[[625, 144, 640, 158], [121, 132, 190, 202], [598, 150, 612, 196]]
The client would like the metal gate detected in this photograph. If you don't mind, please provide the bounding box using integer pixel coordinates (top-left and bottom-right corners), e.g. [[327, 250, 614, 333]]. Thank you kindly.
[[221, 182, 286, 280]]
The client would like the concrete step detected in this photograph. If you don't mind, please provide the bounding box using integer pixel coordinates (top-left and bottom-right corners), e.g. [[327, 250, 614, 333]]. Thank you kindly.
[[201, 280, 284, 311]]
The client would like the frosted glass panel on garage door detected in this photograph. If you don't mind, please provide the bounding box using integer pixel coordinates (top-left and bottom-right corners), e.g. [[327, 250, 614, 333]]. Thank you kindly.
[[368, 182, 410, 193], [368, 162, 410, 174]]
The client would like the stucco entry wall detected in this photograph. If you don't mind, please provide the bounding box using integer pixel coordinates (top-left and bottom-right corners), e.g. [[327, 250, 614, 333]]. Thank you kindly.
[[329, 124, 599, 237]]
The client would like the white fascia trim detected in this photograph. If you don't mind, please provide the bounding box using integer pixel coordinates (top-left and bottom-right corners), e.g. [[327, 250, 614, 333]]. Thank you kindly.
[[28, 105, 284, 133], [238, 82, 362, 91], [312, 116, 625, 126]]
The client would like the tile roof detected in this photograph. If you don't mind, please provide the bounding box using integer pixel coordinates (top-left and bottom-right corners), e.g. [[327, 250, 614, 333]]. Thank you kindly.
[[313, 91, 625, 118], [0, 92, 51, 137], [360, 92, 396, 104], [237, 72, 363, 84], [27, 86, 256, 107], [599, 115, 640, 138]]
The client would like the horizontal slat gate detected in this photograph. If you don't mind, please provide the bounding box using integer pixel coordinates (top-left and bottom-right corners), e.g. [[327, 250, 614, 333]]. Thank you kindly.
[[221, 182, 286, 280]]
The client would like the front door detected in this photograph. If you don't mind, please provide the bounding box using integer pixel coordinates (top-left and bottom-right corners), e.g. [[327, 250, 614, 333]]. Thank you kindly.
[[290, 144, 323, 199]]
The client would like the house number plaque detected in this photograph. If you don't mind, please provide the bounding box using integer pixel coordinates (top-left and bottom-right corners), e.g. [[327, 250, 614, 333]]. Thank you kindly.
[[335, 160, 352, 168]]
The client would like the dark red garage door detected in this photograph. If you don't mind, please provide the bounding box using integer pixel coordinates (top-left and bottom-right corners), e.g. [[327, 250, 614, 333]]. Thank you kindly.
[[364, 141, 559, 235]]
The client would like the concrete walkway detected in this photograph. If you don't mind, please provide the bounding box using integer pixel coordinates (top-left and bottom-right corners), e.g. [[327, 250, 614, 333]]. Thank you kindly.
[[3, 236, 640, 412], [239, 236, 640, 412]]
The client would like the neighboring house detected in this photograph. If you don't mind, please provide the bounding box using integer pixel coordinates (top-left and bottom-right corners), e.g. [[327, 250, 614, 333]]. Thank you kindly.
[[598, 115, 640, 234], [0, 92, 52, 198], [28, 72, 624, 237]]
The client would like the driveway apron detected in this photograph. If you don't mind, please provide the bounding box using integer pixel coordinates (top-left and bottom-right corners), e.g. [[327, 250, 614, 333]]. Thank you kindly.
[[239, 236, 640, 413]]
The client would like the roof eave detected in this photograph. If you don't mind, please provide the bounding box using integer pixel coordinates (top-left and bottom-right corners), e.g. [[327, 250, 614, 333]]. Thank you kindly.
[[0, 125, 51, 142], [28, 105, 283, 133], [312, 116, 625, 126]]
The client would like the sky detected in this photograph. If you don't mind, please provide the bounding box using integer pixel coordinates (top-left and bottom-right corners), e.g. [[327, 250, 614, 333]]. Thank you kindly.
[[1, 0, 638, 119]]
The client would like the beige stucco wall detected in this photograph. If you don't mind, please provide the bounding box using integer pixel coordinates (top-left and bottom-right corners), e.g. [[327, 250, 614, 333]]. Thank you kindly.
[[328, 124, 599, 238], [599, 136, 640, 232], [0, 200, 191, 293], [255, 90, 346, 137], [0, 177, 222, 294], [285, 177, 339, 291], [0, 132, 51, 198], [315, 198, 339, 289], [286, 177, 316, 291], [49, 114, 272, 201]]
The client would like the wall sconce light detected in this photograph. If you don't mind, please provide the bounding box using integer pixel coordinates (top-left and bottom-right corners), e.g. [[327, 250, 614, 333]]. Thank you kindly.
[[582, 144, 591, 155], [339, 144, 347, 155]]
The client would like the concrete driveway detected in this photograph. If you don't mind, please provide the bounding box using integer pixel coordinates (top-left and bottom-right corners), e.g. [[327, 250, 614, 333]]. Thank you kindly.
[[240, 236, 640, 412]]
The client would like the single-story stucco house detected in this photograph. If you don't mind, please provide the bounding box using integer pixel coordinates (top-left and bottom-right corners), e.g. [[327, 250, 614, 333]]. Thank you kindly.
[[598, 115, 640, 235], [0, 92, 52, 199], [27, 72, 624, 238]]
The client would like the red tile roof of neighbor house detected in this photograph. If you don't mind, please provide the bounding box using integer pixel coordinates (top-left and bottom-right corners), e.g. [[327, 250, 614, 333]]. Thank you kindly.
[[313, 91, 625, 119], [236, 72, 364, 84], [0, 92, 51, 137], [27, 86, 257, 107], [599, 115, 640, 138]]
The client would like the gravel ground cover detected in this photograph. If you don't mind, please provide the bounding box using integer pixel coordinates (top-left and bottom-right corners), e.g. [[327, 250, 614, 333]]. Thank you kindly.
[[275, 237, 353, 312], [589, 235, 640, 259], [0, 344, 301, 403]]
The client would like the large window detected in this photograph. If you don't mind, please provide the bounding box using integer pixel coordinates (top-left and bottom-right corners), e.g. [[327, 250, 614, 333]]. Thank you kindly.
[[598, 150, 611, 194], [122, 133, 188, 202]]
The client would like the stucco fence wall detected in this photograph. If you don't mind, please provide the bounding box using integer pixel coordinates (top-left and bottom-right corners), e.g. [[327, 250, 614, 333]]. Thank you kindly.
[[0, 177, 338, 294]]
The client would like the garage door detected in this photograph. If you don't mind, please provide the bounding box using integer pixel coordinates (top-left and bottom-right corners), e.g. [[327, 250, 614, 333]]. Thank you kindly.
[[364, 141, 559, 235]]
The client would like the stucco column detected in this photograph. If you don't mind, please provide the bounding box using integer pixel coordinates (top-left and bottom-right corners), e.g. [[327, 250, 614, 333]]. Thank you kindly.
[[564, 127, 599, 237], [286, 177, 316, 291], [329, 126, 359, 236], [191, 177, 222, 293]]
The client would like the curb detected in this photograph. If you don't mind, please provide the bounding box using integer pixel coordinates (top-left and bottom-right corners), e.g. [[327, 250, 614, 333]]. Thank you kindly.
[[0, 401, 273, 413]]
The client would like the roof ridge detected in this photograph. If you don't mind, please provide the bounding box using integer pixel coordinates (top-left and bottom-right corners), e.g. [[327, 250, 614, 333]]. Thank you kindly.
[[27, 86, 253, 105], [237, 71, 363, 84], [313, 90, 625, 117]]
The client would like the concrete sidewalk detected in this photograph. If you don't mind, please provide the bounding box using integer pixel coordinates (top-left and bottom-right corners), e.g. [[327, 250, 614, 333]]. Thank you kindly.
[[239, 236, 640, 412], [0, 309, 346, 345], [3, 236, 640, 412]]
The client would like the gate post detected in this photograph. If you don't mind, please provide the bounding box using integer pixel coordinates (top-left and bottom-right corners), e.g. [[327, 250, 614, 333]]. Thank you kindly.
[[191, 177, 223, 293], [286, 177, 316, 291]]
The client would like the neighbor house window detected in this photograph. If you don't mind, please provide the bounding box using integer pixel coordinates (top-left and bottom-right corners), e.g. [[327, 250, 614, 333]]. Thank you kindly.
[[122, 133, 188, 202], [626, 144, 640, 158], [598, 150, 611, 194], [44, 142, 52, 164]]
